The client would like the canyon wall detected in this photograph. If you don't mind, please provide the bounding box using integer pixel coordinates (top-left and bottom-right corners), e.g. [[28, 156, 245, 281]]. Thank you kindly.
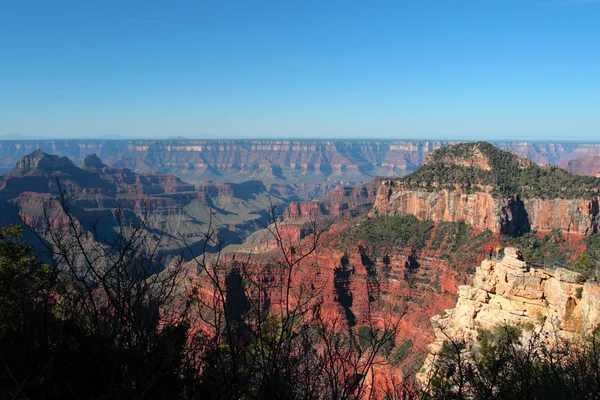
[[373, 182, 600, 236], [0, 139, 451, 183], [0, 151, 287, 256], [2, 140, 600, 188], [561, 154, 600, 177], [284, 178, 381, 220]]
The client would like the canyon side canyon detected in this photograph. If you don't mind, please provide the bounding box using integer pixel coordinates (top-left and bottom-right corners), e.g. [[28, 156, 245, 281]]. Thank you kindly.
[[2, 140, 600, 393]]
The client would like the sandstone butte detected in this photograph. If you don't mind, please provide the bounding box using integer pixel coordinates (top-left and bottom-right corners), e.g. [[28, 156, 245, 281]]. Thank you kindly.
[[419, 247, 600, 382], [372, 143, 600, 237]]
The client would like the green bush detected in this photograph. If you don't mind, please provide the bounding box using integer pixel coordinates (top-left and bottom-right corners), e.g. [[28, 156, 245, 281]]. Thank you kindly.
[[426, 325, 600, 399], [571, 253, 597, 280], [357, 326, 395, 356], [390, 339, 414, 365], [351, 215, 434, 254], [431, 222, 473, 253], [505, 229, 571, 268]]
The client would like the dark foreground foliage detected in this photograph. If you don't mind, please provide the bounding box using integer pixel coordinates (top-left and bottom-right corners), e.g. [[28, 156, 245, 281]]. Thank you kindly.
[[423, 324, 600, 400], [0, 185, 410, 400]]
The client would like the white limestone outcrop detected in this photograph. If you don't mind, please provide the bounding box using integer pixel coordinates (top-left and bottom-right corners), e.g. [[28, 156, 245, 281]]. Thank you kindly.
[[419, 247, 600, 380]]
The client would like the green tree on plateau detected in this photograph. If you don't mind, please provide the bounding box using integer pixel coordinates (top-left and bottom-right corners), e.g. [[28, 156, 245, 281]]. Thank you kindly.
[[405, 142, 600, 199]]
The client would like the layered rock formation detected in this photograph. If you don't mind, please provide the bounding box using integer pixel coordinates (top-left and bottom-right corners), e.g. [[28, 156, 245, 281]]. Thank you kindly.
[[373, 142, 600, 236], [284, 178, 381, 220], [221, 214, 507, 381], [561, 154, 600, 177], [374, 185, 499, 232], [0, 151, 287, 257], [3, 139, 600, 201], [374, 183, 599, 236], [0, 140, 452, 200], [420, 247, 600, 379]]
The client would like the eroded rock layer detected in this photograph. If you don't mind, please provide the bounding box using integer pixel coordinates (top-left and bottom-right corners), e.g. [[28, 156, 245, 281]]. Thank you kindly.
[[3, 140, 600, 200], [374, 184, 600, 236], [0, 151, 287, 256], [561, 154, 600, 177]]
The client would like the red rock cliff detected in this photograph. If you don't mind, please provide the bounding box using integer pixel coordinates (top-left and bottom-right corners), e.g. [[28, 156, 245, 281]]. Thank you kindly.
[[284, 179, 381, 220], [373, 182, 599, 236]]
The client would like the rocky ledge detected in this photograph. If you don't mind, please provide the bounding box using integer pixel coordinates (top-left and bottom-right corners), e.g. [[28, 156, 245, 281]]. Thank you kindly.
[[419, 247, 600, 380]]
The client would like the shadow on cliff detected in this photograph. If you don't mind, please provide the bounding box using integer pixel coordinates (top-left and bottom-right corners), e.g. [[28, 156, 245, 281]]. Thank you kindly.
[[502, 195, 531, 237], [358, 246, 380, 303], [225, 267, 252, 344], [590, 197, 599, 235], [334, 254, 356, 327]]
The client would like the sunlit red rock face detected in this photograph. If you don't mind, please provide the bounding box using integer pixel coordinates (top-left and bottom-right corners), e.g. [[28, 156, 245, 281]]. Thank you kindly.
[[284, 178, 381, 220], [561, 154, 600, 177], [212, 219, 592, 395], [373, 184, 600, 237], [372, 143, 600, 237], [373, 186, 499, 232], [213, 220, 501, 380], [238, 179, 382, 253], [522, 197, 599, 236]]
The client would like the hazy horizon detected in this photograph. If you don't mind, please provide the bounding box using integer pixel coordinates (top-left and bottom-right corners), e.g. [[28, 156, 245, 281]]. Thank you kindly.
[[4, 135, 600, 145]]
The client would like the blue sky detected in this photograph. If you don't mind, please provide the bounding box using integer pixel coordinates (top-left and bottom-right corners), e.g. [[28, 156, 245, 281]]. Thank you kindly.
[[1, 0, 599, 140]]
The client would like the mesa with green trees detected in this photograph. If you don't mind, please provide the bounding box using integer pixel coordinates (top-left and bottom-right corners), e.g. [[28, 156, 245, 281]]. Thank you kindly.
[[403, 142, 600, 199]]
